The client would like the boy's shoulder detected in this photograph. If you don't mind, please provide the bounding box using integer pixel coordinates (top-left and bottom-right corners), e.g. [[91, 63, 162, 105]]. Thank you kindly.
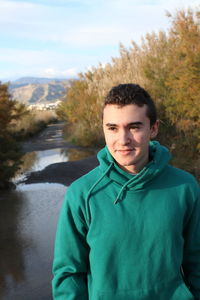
[[167, 164, 199, 190], [69, 165, 101, 193]]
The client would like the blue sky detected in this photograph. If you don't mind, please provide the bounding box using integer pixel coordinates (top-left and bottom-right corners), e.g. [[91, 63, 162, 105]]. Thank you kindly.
[[0, 0, 198, 81]]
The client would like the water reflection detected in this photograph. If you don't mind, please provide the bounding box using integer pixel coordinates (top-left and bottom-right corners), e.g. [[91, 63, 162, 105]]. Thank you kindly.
[[14, 152, 38, 181], [0, 189, 27, 299], [0, 183, 66, 300], [62, 147, 96, 161]]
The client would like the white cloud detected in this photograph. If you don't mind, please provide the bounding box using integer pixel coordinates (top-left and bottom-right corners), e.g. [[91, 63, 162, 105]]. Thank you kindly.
[[1, 66, 78, 81], [0, 47, 111, 80], [0, 0, 199, 80], [39, 67, 78, 78], [1, 0, 198, 46], [0, 0, 42, 24], [0, 48, 59, 65], [0, 48, 78, 79]]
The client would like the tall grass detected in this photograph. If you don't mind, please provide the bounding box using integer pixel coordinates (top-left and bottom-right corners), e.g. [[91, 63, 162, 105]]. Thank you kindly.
[[11, 110, 58, 140]]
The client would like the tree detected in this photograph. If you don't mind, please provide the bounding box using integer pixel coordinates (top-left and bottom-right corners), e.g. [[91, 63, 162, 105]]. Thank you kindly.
[[57, 80, 103, 146], [165, 9, 200, 150], [0, 83, 24, 189]]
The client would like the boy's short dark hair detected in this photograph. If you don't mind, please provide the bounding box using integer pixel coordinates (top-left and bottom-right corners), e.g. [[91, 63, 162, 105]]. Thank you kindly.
[[104, 83, 157, 126]]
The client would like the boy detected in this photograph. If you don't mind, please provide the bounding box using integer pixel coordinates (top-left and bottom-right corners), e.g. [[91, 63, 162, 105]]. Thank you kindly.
[[52, 84, 200, 299]]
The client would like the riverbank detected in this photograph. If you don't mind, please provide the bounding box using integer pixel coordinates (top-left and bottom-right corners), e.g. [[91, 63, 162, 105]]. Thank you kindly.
[[21, 155, 98, 186]]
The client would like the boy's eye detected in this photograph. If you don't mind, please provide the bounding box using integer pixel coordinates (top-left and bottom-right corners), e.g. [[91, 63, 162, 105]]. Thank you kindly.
[[130, 126, 140, 130], [108, 127, 117, 131]]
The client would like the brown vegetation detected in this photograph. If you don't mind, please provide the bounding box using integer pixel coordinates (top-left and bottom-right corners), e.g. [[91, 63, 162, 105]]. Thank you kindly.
[[11, 110, 57, 140], [57, 8, 200, 180]]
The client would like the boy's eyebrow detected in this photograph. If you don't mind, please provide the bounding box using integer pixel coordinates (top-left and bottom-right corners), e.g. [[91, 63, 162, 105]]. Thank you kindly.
[[105, 123, 117, 127], [105, 122, 143, 127], [129, 122, 143, 126]]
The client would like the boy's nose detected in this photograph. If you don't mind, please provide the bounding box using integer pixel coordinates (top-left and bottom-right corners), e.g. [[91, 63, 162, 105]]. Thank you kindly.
[[118, 130, 131, 145]]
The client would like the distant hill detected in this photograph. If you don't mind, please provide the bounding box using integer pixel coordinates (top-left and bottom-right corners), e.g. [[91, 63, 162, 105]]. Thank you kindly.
[[9, 77, 73, 105]]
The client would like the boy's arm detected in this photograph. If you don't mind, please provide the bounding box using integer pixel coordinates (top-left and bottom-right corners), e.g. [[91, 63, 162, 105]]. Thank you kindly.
[[182, 184, 200, 300], [52, 188, 89, 299]]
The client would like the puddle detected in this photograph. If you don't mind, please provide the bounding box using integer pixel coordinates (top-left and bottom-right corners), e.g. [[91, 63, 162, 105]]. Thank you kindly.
[[0, 183, 67, 300], [25, 148, 68, 172]]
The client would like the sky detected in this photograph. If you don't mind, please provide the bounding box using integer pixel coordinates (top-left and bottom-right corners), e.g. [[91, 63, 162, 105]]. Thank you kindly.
[[0, 0, 199, 81]]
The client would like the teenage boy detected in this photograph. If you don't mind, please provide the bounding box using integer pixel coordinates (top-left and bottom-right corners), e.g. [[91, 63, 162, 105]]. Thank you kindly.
[[52, 84, 200, 300]]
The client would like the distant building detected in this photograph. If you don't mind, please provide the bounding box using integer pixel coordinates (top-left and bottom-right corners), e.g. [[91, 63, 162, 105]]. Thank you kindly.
[[28, 100, 62, 111]]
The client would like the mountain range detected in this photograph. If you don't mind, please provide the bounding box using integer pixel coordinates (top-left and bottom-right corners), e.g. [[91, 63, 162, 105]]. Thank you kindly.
[[8, 77, 73, 105]]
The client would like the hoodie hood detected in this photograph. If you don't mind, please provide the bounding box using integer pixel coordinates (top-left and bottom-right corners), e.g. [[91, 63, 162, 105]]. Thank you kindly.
[[96, 141, 171, 203]]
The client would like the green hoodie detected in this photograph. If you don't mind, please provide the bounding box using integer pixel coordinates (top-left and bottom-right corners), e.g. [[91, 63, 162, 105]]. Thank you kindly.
[[52, 141, 200, 300]]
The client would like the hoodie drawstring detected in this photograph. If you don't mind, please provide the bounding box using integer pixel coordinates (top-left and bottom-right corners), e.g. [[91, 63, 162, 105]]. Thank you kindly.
[[85, 162, 114, 224], [114, 176, 137, 204]]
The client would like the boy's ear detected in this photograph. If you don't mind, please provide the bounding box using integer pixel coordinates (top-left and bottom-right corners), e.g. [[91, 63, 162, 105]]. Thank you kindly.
[[150, 120, 159, 139]]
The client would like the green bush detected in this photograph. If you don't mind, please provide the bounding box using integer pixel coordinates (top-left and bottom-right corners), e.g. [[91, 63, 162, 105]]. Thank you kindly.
[[0, 83, 24, 189]]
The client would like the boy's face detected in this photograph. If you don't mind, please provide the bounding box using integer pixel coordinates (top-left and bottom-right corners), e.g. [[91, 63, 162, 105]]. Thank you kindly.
[[103, 104, 159, 174]]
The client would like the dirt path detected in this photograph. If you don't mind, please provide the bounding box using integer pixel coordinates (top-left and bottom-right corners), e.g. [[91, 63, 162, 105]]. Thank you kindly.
[[20, 122, 99, 186], [22, 122, 81, 152]]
